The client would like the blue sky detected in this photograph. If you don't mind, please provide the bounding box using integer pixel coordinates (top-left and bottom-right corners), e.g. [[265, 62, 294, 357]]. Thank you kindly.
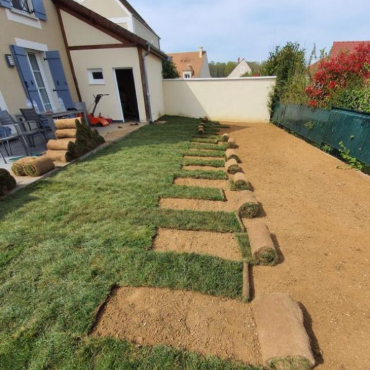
[[133, 0, 370, 63]]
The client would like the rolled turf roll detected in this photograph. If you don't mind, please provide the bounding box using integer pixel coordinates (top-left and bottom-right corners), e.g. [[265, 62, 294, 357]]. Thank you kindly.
[[24, 157, 55, 177], [0, 169, 16, 196], [55, 129, 77, 139], [47, 139, 76, 151], [55, 117, 81, 129], [225, 158, 241, 174], [198, 127, 205, 135], [247, 222, 278, 265], [237, 190, 259, 218], [225, 149, 240, 162], [46, 150, 71, 163], [11, 157, 37, 177], [222, 133, 229, 142], [254, 293, 315, 370], [233, 172, 251, 191], [227, 138, 237, 149]]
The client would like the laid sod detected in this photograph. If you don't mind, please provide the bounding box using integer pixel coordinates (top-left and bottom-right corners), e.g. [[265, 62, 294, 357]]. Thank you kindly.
[[191, 138, 218, 144], [183, 158, 225, 168], [185, 150, 225, 158], [0, 115, 259, 370], [235, 233, 253, 262], [190, 143, 227, 151], [175, 169, 228, 180]]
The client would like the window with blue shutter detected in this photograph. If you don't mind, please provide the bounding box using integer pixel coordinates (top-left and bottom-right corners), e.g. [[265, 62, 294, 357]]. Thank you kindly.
[[45, 51, 74, 109], [31, 0, 46, 21], [0, 0, 12, 8], [10, 45, 44, 112], [0, 0, 46, 20]]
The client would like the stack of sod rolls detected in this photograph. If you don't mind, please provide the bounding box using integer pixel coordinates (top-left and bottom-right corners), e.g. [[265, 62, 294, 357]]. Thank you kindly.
[[11, 156, 55, 177], [46, 118, 105, 163], [0, 169, 16, 196]]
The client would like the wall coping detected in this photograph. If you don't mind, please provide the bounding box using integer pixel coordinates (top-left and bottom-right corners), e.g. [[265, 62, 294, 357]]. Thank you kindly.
[[164, 76, 277, 82]]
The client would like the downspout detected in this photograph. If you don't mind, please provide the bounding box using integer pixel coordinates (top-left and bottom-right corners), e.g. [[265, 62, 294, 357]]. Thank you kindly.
[[142, 42, 153, 123]]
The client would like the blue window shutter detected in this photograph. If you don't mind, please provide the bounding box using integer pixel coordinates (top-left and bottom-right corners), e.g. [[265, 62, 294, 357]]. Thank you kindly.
[[31, 0, 46, 21], [10, 45, 44, 112], [0, 0, 12, 9], [45, 51, 74, 109]]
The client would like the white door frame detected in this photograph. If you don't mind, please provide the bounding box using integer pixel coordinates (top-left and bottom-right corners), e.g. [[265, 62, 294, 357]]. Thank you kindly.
[[113, 67, 139, 123]]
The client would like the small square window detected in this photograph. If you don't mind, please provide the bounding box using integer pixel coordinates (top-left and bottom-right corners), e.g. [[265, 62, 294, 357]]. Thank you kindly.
[[88, 68, 105, 85], [183, 72, 191, 79]]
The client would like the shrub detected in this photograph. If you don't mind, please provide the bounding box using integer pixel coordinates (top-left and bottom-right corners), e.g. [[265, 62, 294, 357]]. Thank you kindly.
[[306, 43, 370, 109]]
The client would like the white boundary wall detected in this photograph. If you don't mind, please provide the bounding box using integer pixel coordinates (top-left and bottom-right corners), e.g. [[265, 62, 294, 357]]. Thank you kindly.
[[163, 77, 276, 122]]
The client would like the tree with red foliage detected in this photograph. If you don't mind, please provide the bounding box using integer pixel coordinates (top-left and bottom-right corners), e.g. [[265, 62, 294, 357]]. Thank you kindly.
[[306, 43, 370, 108]]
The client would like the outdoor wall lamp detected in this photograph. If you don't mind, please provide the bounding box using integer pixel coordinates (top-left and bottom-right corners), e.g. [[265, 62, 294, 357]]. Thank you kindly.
[[5, 54, 15, 67]]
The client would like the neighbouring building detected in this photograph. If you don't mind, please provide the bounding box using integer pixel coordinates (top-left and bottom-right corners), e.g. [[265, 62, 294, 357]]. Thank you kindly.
[[168, 47, 211, 79], [310, 41, 370, 71], [0, 0, 79, 115], [53, 0, 167, 122], [228, 58, 252, 78]]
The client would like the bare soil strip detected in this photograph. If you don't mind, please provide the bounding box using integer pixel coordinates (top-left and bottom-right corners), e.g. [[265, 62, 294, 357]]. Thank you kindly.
[[184, 156, 224, 161], [159, 190, 255, 214], [223, 122, 370, 370], [153, 228, 241, 261], [174, 178, 229, 189], [91, 287, 262, 365]]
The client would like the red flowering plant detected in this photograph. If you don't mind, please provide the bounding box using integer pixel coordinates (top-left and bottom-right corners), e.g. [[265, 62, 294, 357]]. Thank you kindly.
[[306, 43, 370, 108]]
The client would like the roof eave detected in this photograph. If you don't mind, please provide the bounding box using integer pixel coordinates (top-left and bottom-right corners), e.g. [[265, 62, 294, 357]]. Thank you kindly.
[[52, 0, 167, 60]]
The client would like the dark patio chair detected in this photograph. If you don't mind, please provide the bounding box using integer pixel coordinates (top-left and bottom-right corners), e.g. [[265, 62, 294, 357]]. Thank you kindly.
[[1, 109, 47, 145], [0, 111, 31, 163], [20, 108, 50, 141]]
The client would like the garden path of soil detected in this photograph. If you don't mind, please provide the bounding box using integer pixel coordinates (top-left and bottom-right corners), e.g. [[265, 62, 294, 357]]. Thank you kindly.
[[223, 122, 370, 370]]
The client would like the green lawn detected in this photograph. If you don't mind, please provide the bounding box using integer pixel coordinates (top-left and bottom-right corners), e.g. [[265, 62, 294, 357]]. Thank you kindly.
[[0, 116, 260, 370]]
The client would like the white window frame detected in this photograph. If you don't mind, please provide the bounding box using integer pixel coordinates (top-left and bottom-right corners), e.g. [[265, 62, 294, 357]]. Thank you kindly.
[[10, 0, 35, 16], [88, 69, 105, 85], [183, 72, 192, 79]]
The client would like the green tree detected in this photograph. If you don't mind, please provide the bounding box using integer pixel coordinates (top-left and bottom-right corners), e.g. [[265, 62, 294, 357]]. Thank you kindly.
[[162, 59, 180, 79], [261, 42, 307, 110]]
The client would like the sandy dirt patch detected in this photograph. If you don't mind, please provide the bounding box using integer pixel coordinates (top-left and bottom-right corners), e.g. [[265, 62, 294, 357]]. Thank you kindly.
[[159, 190, 259, 215], [174, 178, 229, 190], [153, 228, 241, 261], [222, 122, 370, 370], [91, 287, 261, 365]]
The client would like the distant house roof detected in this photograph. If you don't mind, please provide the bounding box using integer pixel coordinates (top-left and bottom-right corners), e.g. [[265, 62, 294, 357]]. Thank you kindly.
[[331, 41, 370, 58], [168, 49, 207, 78], [310, 41, 370, 71], [118, 0, 160, 38], [52, 0, 167, 60]]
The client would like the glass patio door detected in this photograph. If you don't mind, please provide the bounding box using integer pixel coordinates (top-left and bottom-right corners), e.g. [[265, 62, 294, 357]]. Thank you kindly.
[[27, 53, 53, 112]]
